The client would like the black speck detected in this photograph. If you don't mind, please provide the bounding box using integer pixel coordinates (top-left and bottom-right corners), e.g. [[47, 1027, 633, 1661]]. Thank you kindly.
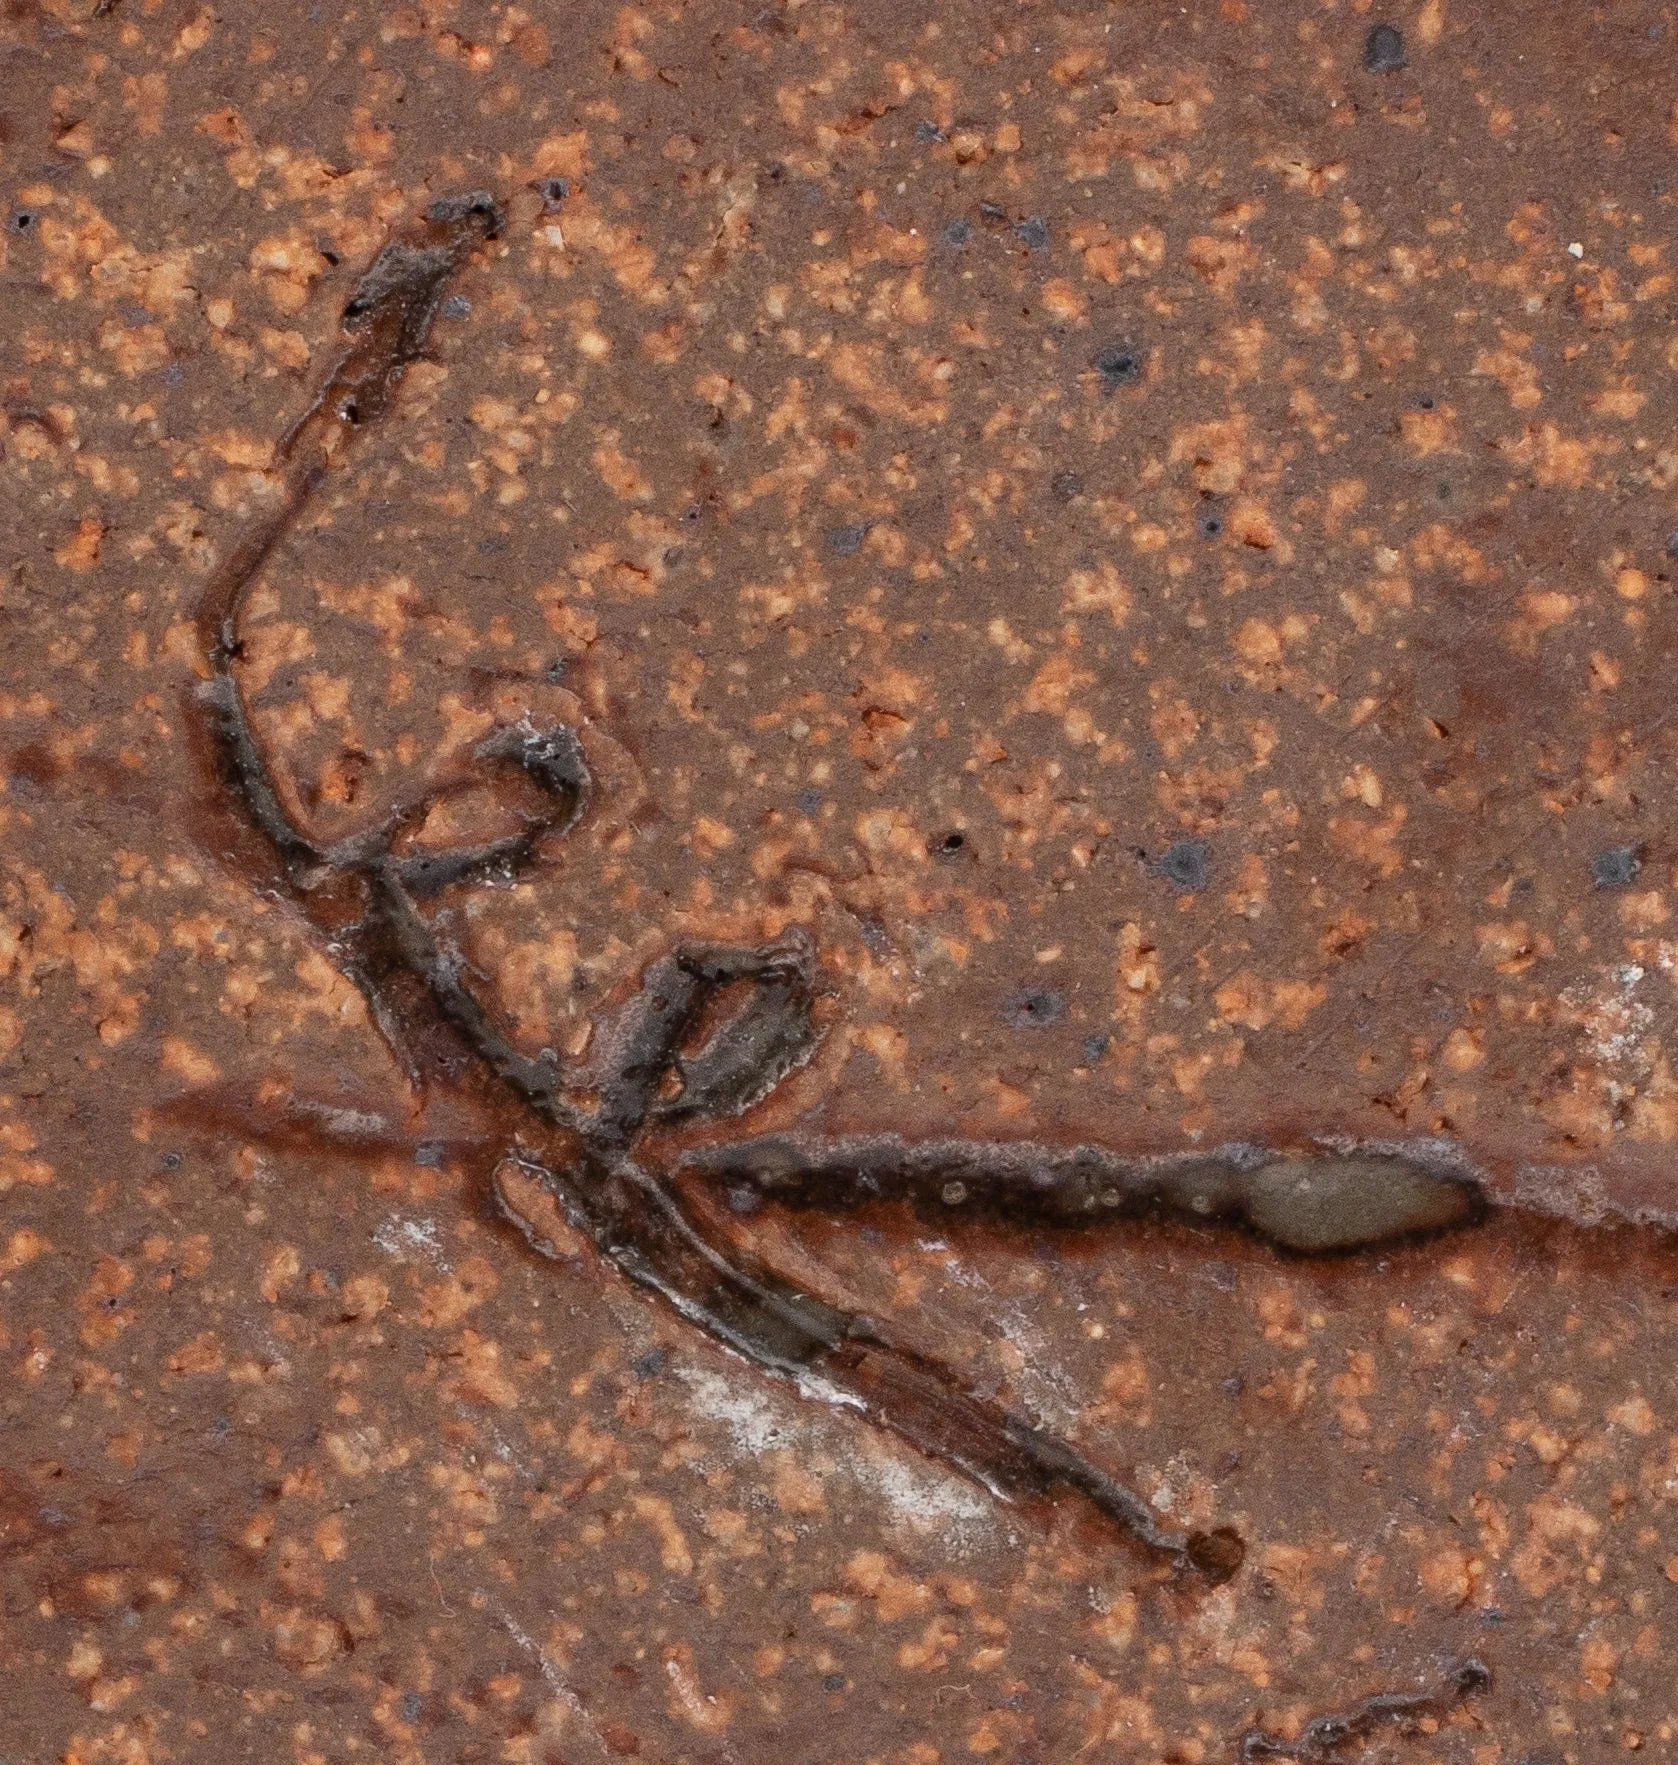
[[1050, 471, 1084, 501], [161, 1151, 182, 1171], [1001, 985, 1065, 1029], [943, 218, 973, 247], [828, 522, 869, 555], [633, 1345, 669, 1380], [1155, 840, 1209, 892], [535, 175, 571, 210], [823, 1673, 846, 1694], [1363, 23, 1407, 71], [796, 787, 823, 816], [1195, 505, 1224, 540], [1014, 215, 1050, 251], [439, 294, 471, 319], [401, 1693, 423, 1723], [930, 829, 967, 858], [1093, 342, 1143, 388], [1082, 1032, 1110, 1063], [1591, 846, 1642, 888], [6, 209, 34, 234], [1414, 393, 1435, 410], [1452, 1658, 1493, 1695], [414, 1142, 447, 1168], [914, 120, 945, 145]]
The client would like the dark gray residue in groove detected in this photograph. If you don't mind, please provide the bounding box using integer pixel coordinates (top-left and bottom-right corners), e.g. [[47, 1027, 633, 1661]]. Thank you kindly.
[[680, 1134, 1486, 1255], [1238, 1656, 1490, 1761]]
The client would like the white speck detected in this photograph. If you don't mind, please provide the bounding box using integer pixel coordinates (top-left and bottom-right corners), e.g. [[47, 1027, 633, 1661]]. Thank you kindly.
[[542, 223, 565, 248], [372, 1215, 448, 1268], [1567, 241, 1584, 257], [677, 1367, 993, 1542], [1561, 963, 1652, 1074]]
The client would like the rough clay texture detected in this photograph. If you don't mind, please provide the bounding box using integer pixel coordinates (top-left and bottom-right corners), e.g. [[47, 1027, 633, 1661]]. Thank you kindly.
[[5, 1, 1678, 1761]]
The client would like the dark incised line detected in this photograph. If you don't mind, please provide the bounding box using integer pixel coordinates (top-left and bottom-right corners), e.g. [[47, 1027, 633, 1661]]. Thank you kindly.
[[1236, 1657, 1492, 1761], [187, 190, 1484, 1594]]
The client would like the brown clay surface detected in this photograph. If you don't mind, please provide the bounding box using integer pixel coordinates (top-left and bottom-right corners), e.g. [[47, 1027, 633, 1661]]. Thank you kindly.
[[5, 0, 1678, 1759]]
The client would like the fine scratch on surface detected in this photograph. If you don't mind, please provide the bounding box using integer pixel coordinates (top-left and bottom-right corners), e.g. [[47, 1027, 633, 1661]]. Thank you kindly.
[[497, 1608, 613, 1763]]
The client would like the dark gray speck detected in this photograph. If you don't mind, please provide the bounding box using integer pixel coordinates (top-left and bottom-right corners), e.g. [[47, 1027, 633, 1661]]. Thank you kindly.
[[1363, 23, 1407, 71], [1082, 1032, 1111, 1063], [633, 1345, 669, 1380], [1050, 471, 1084, 501], [1093, 342, 1143, 388], [796, 787, 823, 816], [943, 218, 973, 246], [1155, 840, 1209, 892], [914, 120, 945, 144], [413, 1141, 447, 1168], [1001, 985, 1066, 1029], [439, 294, 472, 319], [1592, 846, 1642, 888], [1014, 215, 1050, 251], [401, 1693, 423, 1723], [828, 522, 870, 555]]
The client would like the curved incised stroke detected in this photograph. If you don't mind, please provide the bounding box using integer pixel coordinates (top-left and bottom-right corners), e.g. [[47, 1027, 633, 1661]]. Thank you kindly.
[[189, 193, 1502, 1598], [1236, 1657, 1492, 1763]]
